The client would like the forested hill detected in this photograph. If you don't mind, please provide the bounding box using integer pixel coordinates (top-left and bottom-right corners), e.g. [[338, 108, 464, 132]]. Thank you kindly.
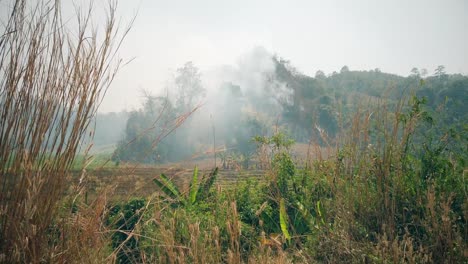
[[272, 58, 467, 141]]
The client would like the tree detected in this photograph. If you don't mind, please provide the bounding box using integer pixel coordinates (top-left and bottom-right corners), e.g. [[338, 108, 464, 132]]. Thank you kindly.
[[175, 62, 205, 113], [340, 65, 350, 73], [410, 67, 420, 77], [315, 70, 326, 79], [113, 96, 186, 164], [434, 65, 446, 78], [318, 105, 338, 137]]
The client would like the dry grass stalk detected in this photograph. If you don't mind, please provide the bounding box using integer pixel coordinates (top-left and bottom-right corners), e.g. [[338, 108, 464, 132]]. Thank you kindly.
[[226, 201, 241, 264], [0, 0, 131, 262]]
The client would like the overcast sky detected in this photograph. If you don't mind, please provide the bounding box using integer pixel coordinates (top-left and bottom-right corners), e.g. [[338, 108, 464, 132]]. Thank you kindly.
[[62, 0, 468, 112]]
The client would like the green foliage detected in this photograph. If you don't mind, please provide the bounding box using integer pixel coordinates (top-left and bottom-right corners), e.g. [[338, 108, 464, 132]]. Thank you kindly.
[[318, 105, 338, 137], [253, 131, 294, 152], [107, 198, 146, 264], [153, 167, 219, 207], [273, 152, 295, 196], [234, 179, 269, 226]]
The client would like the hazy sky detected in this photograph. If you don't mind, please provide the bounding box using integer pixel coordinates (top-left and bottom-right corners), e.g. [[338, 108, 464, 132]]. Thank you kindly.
[[29, 0, 468, 112]]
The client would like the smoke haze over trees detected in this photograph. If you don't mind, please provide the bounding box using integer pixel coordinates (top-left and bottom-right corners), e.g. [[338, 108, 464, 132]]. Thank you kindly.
[[94, 47, 468, 164]]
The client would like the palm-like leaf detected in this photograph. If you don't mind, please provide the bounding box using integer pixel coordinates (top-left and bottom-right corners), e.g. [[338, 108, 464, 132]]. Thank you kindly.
[[153, 173, 181, 200], [279, 198, 291, 242], [189, 166, 199, 204]]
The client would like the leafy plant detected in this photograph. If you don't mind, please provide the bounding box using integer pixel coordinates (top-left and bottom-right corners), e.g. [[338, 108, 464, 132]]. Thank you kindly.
[[153, 166, 219, 207]]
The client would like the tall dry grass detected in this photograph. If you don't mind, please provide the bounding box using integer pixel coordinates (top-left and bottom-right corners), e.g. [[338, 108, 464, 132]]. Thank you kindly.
[[0, 0, 131, 262], [310, 97, 467, 263]]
